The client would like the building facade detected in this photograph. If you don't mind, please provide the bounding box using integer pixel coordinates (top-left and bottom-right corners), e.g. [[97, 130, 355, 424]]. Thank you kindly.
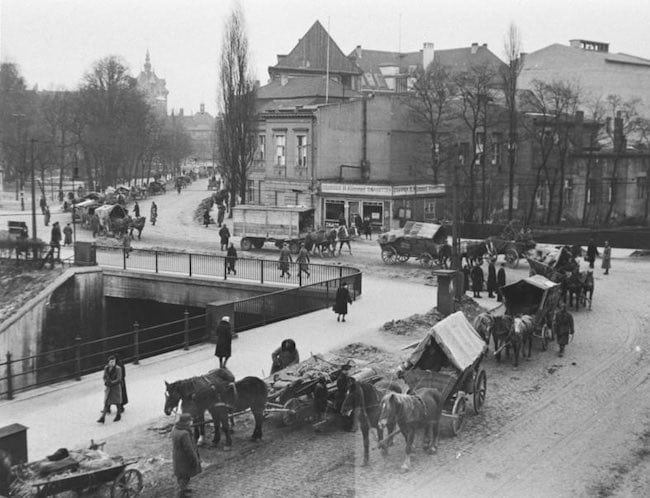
[[136, 51, 169, 117]]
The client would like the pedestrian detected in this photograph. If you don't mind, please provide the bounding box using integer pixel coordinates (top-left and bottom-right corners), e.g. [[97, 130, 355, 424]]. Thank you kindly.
[[39, 196, 47, 214], [63, 223, 73, 246], [203, 208, 210, 228], [586, 238, 597, 269], [91, 213, 100, 237], [337, 223, 352, 256], [487, 258, 497, 298], [496, 262, 506, 302], [333, 282, 353, 322], [115, 355, 128, 412], [133, 201, 140, 218], [122, 233, 132, 258], [338, 211, 346, 227], [226, 243, 238, 275], [50, 222, 62, 260], [214, 316, 233, 368], [354, 214, 363, 238], [278, 243, 292, 278], [43, 206, 51, 227], [270, 339, 300, 374], [296, 242, 310, 278], [363, 217, 372, 240], [217, 204, 226, 227], [462, 265, 471, 294], [602, 240, 611, 275], [176, 183, 182, 195], [97, 355, 123, 423], [150, 201, 158, 226], [171, 413, 202, 497], [218, 224, 230, 251], [470, 262, 484, 298], [553, 302, 575, 357]]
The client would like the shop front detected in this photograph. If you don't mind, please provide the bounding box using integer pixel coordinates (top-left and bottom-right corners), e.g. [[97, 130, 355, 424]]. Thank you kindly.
[[319, 182, 446, 232]]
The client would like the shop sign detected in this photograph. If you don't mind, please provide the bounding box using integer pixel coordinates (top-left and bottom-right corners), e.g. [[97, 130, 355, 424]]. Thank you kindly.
[[321, 182, 446, 197]]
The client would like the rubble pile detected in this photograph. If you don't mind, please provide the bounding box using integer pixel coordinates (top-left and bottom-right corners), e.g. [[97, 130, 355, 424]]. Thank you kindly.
[[0, 265, 64, 323]]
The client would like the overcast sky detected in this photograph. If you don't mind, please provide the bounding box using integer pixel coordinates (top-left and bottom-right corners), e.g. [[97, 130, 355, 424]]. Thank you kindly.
[[1, 0, 649, 115]]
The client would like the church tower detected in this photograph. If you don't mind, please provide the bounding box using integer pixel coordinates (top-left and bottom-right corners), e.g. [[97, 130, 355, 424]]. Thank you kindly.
[[136, 50, 169, 117]]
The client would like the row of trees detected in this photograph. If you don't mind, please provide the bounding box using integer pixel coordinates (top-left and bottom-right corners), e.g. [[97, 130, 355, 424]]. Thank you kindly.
[[0, 58, 192, 198]]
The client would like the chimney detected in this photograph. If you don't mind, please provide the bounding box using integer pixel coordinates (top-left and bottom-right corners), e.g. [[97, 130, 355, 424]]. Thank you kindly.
[[482, 43, 488, 48], [355, 45, 362, 59], [422, 42, 434, 70], [471, 42, 479, 54], [200, 103, 205, 114]]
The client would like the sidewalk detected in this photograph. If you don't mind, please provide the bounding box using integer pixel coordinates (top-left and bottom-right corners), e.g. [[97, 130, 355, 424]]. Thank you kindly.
[[0, 275, 437, 461]]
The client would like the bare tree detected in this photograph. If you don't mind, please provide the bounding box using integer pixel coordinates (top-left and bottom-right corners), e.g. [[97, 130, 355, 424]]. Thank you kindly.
[[216, 4, 257, 210], [404, 61, 456, 183], [502, 23, 522, 220], [635, 117, 650, 224]]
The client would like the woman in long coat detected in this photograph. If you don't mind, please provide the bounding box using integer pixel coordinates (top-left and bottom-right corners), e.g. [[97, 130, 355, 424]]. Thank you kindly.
[[470, 263, 484, 298], [172, 413, 201, 496], [97, 356, 123, 423], [214, 316, 233, 368], [601, 241, 611, 275], [333, 282, 353, 322]]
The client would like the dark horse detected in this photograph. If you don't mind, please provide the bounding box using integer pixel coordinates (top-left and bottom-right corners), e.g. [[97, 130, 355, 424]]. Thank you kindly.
[[164, 368, 235, 447], [340, 378, 402, 466], [195, 376, 268, 442], [377, 388, 444, 471], [129, 216, 146, 240], [304, 228, 337, 257], [474, 313, 519, 366]]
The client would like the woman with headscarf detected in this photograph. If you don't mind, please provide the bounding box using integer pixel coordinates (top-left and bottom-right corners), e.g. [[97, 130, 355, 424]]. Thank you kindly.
[[270, 339, 300, 374], [214, 316, 233, 368]]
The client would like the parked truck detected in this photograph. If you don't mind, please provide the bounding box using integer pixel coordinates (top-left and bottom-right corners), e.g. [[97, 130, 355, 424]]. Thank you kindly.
[[231, 205, 315, 253]]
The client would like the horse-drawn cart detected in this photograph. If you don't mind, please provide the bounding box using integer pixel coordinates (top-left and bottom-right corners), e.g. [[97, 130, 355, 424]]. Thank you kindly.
[[486, 234, 536, 268], [264, 353, 378, 426], [399, 311, 487, 435], [501, 274, 562, 350], [10, 449, 143, 498], [378, 222, 449, 268]]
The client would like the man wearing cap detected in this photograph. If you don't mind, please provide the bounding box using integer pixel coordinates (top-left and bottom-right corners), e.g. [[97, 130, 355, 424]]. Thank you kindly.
[[554, 303, 575, 357], [171, 413, 201, 497], [214, 316, 233, 368]]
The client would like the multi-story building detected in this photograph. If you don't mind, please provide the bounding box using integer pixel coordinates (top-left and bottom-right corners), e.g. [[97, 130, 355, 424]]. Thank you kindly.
[[136, 51, 169, 117], [176, 104, 216, 173]]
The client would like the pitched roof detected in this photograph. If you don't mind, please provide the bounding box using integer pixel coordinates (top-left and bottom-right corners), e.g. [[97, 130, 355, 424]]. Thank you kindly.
[[270, 21, 362, 76], [257, 75, 360, 100]]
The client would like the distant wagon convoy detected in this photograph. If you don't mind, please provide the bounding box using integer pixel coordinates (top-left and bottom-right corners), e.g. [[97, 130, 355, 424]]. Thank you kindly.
[[378, 222, 450, 268], [231, 205, 315, 254]]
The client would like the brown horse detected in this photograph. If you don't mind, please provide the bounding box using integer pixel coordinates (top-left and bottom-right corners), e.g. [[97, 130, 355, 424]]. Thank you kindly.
[[305, 228, 337, 257], [340, 378, 402, 466], [377, 388, 443, 471]]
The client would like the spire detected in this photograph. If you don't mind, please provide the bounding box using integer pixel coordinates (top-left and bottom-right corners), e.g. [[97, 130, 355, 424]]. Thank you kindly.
[[144, 50, 151, 73]]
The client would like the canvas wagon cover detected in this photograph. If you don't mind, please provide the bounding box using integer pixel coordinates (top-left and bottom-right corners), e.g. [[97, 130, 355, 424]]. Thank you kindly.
[[378, 221, 446, 245], [94, 204, 128, 227], [501, 275, 560, 317], [409, 311, 486, 372]]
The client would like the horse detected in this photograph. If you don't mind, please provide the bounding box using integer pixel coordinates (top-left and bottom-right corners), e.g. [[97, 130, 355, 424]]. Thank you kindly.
[[486, 315, 517, 365], [564, 269, 589, 310], [129, 216, 146, 240], [460, 240, 489, 266], [377, 388, 444, 471], [305, 228, 337, 257], [164, 368, 236, 446], [473, 312, 494, 346], [340, 378, 402, 466], [222, 376, 268, 441], [110, 216, 132, 238], [514, 314, 536, 361]]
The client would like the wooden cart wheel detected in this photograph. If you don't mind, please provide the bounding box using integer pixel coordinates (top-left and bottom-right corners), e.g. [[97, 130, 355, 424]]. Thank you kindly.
[[505, 247, 519, 268], [451, 395, 467, 436], [111, 468, 143, 498], [473, 370, 487, 414], [419, 252, 435, 268], [397, 253, 410, 263], [252, 239, 264, 249], [240, 237, 252, 251], [381, 246, 398, 264], [282, 398, 302, 426]]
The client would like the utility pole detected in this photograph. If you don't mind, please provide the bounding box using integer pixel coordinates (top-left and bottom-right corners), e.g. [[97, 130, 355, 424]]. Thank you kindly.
[[30, 139, 38, 247], [452, 144, 463, 299]]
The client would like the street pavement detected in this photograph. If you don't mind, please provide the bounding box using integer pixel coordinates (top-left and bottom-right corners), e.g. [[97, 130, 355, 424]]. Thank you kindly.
[[0, 274, 438, 461]]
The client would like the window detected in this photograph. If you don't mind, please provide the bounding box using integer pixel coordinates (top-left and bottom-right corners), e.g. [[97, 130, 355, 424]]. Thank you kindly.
[[257, 135, 266, 161], [587, 180, 596, 204], [475, 133, 485, 165], [247, 180, 255, 204], [424, 201, 436, 219], [535, 182, 547, 208], [491, 133, 502, 169], [637, 176, 647, 199], [296, 134, 307, 167], [275, 134, 286, 166], [565, 178, 574, 206], [605, 178, 616, 203], [458, 142, 470, 166]]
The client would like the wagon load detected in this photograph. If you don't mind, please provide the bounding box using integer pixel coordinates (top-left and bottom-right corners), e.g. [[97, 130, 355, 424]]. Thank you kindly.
[[399, 311, 487, 435], [94, 204, 129, 236], [378, 221, 448, 267]]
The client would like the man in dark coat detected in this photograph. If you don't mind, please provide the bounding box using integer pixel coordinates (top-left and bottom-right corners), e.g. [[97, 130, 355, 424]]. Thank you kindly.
[[586, 238, 597, 269], [133, 201, 140, 218], [333, 282, 353, 322], [214, 316, 233, 368], [554, 303, 575, 357], [97, 355, 123, 423], [226, 243, 237, 275], [218, 224, 230, 251], [486, 259, 497, 298], [496, 263, 507, 302], [296, 242, 310, 278], [462, 265, 470, 294], [217, 204, 226, 227], [203, 208, 210, 227], [470, 262, 484, 298], [171, 413, 201, 497], [63, 223, 73, 246], [50, 222, 62, 259]]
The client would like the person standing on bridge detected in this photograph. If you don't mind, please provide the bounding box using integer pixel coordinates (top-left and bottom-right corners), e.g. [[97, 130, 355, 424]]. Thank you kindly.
[[226, 243, 238, 275], [278, 243, 292, 278], [171, 413, 202, 497], [297, 242, 310, 278], [219, 224, 230, 251], [602, 241, 612, 275], [214, 316, 233, 368], [97, 355, 123, 423]]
